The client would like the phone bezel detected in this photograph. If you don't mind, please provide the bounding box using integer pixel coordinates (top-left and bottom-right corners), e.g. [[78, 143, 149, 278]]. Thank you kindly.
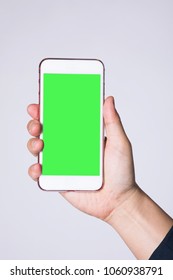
[[38, 58, 105, 191]]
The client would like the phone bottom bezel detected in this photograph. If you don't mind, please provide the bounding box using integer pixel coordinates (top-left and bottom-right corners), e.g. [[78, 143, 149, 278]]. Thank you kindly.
[[38, 175, 103, 191]]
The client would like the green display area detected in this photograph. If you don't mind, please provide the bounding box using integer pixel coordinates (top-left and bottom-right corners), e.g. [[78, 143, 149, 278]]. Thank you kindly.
[[42, 73, 101, 175]]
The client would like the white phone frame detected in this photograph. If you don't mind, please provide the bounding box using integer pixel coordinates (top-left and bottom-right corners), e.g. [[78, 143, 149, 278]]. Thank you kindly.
[[38, 58, 105, 191]]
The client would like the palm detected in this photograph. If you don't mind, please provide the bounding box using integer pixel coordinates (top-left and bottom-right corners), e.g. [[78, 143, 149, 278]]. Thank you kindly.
[[60, 134, 135, 221]]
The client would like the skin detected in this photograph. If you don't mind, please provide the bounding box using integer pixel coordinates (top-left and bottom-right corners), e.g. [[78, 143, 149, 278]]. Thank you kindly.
[[27, 96, 173, 259]]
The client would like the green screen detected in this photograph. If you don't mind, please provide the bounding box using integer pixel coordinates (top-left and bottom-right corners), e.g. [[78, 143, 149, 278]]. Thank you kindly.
[[42, 73, 101, 176]]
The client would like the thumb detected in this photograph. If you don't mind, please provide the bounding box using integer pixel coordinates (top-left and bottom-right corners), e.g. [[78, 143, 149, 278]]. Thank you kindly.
[[103, 96, 128, 144]]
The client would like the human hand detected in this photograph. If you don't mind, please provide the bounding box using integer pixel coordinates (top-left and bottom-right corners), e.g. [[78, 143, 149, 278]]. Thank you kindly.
[[27, 96, 138, 221]]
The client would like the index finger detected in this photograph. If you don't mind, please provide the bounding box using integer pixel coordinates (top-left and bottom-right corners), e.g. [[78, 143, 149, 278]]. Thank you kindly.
[[27, 104, 40, 120]]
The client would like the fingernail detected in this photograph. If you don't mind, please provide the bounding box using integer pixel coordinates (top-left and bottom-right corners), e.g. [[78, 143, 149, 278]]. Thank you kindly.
[[31, 164, 38, 172], [32, 140, 37, 148], [28, 123, 33, 133]]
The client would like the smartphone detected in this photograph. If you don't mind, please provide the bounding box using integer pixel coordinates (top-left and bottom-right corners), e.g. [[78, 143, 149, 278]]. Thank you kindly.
[[38, 58, 105, 191]]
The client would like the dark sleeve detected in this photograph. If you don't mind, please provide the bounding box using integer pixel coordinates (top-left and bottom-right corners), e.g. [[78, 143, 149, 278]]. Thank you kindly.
[[149, 226, 173, 260]]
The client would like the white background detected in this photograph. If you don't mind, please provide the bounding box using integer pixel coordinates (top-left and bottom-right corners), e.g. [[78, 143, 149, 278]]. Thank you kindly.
[[1, 0, 173, 259]]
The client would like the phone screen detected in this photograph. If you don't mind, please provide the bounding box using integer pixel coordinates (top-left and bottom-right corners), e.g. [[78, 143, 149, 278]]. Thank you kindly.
[[42, 73, 101, 176]]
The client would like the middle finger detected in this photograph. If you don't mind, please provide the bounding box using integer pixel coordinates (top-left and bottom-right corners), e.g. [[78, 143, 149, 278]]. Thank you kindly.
[[27, 120, 42, 136], [27, 138, 44, 156]]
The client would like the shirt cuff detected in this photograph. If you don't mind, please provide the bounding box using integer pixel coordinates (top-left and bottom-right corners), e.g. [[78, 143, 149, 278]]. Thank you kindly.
[[149, 226, 173, 260]]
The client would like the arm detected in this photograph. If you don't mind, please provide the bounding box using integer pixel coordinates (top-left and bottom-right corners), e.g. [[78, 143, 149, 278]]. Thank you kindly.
[[27, 96, 173, 259], [105, 185, 173, 259]]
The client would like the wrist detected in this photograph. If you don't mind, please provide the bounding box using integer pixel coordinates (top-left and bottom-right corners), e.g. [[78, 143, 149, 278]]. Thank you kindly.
[[104, 182, 141, 225]]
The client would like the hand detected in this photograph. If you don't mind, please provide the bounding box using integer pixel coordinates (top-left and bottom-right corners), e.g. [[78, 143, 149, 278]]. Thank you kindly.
[[27, 96, 173, 259], [27, 96, 137, 221]]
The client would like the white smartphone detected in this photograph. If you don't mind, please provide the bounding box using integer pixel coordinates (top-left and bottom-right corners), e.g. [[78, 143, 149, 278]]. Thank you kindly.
[[38, 58, 105, 191]]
